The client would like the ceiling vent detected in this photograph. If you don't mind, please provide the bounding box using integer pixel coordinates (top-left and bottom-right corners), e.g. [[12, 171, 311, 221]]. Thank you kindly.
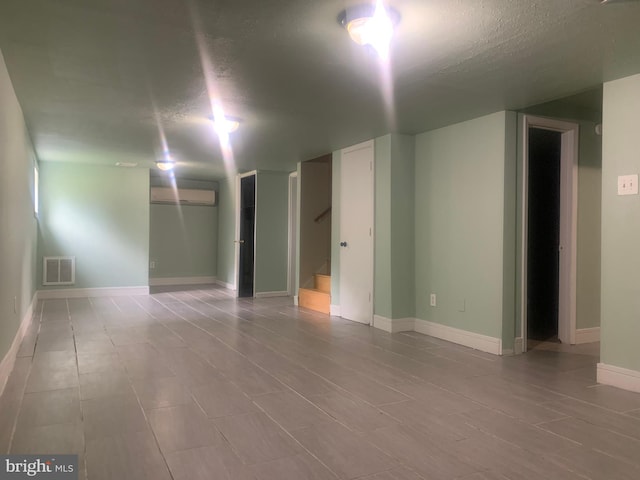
[[150, 187, 216, 206], [43, 256, 75, 286]]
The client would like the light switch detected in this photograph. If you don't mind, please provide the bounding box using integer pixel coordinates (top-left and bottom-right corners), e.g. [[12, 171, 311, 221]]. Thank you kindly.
[[618, 174, 638, 196]]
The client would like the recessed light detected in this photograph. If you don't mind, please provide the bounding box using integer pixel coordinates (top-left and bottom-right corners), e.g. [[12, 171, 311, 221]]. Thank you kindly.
[[210, 116, 240, 134], [156, 160, 175, 171]]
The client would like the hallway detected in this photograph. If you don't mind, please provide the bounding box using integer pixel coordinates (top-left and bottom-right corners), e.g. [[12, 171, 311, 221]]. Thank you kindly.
[[1, 286, 639, 479]]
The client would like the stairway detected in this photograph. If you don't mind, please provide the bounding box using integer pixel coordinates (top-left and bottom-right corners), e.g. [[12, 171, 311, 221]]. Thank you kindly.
[[299, 274, 331, 314]]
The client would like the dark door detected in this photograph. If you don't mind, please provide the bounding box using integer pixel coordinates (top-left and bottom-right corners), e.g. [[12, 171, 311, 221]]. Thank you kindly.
[[239, 175, 256, 297], [527, 127, 562, 344]]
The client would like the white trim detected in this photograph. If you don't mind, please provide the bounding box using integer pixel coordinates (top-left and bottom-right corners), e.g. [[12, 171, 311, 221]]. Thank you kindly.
[[373, 315, 415, 333], [293, 295, 299, 306], [575, 327, 600, 344], [215, 279, 236, 290], [514, 337, 524, 355], [330, 304, 341, 317], [597, 363, 640, 393], [149, 276, 216, 286], [414, 318, 503, 355], [522, 116, 579, 351], [0, 294, 37, 397], [37, 286, 149, 299], [254, 291, 289, 298]]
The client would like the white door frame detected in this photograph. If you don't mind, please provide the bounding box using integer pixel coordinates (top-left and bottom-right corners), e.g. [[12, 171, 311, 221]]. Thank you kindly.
[[339, 140, 375, 326], [235, 170, 258, 297], [521, 116, 579, 350], [287, 171, 298, 298]]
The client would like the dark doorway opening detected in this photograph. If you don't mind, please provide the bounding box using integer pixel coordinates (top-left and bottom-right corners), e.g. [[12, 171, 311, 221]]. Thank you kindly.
[[239, 174, 256, 298], [527, 127, 562, 346]]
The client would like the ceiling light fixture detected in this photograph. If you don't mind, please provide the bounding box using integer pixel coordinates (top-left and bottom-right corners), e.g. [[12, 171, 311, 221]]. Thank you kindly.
[[156, 159, 175, 171], [210, 116, 240, 134], [338, 1, 400, 58]]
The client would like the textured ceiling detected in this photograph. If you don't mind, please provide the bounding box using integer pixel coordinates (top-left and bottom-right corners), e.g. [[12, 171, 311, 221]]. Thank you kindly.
[[0, 0, 639, 179]]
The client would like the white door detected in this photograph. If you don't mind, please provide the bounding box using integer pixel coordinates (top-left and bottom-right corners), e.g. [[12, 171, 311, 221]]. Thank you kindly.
[[339, 140, 374, 324]]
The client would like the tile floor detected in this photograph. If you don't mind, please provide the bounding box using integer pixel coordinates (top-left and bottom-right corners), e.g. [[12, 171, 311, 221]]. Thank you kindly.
[[2, 285, 640, 479]]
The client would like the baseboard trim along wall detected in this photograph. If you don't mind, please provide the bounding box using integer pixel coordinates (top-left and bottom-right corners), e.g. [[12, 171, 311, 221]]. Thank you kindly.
[[214, 279, 236, 290], [373, 315, 414, 333], [597, 363, 640, 393], [37, 286, 149, 299], [576, 327, 601, 344], [0, 294, 37, 398], [254, 291, 289, 298], [293, 296, 299, 306], [514, 337, 524, 355], [330, 305, 341, 317], [149, 276, 217, 286], [413, 318, 503, 355]]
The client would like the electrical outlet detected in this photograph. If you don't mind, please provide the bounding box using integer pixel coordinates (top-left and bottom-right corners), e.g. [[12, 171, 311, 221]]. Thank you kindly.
[[150, 260, 156, 269], [430, 294, 436, 307]]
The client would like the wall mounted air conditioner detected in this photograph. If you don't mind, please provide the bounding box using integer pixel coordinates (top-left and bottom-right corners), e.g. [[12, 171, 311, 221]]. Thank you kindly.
[[150, 187, 216, 206]]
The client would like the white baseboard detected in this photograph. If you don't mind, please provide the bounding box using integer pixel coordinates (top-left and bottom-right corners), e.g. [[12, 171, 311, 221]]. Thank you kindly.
[[330, 304, 341, 317], [576, 327, 600, 344], [514, 337, 524, 355], [293, 296, 299, 306], [414, 318, 503, 355], [0, 293, 37, 397], [214, 279, 236, 290], [37, 286, 149, 299], [373, 315, 415, 333], [149, 276, 216, 286], [597, 363, 640, 393], [255, 291, 289, 298]]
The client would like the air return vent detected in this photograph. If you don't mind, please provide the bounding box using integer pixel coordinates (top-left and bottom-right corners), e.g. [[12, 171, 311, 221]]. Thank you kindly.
[[43, 256, 75, 285]]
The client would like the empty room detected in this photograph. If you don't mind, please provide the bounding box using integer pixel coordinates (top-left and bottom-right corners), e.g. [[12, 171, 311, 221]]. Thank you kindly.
[[1, 1, 640, 479]]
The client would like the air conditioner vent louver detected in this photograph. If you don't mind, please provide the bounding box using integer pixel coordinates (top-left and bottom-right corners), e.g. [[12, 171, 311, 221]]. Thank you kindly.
[[43, 256, 75, 285], [150, 187, 216, 206]]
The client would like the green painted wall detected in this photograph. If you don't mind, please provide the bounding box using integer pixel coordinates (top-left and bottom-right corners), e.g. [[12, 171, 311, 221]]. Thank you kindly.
[[38, 164, 149, 289], [374, 135, 393, 318], [374, 134, 416, 320], [601, 74, 640, 372], [215, 176, 236, 287], [0, 50, 38, 364], [414, 112, 511, 340], [149, 204, 218, 279], [255, 171, 289, 294]]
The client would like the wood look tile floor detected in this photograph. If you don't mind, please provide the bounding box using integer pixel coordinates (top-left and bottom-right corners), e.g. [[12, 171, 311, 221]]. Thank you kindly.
[[2, 285, 640, 479]]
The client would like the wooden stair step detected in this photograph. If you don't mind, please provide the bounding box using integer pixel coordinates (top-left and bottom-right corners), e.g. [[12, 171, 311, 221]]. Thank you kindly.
[[314, 274, 331, 294], [299, 287, 330, 315]]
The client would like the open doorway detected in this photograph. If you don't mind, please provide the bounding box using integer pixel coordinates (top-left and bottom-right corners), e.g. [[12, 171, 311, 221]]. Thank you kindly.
[[522, 116, 579, 351], [236, 172, 256, 297]]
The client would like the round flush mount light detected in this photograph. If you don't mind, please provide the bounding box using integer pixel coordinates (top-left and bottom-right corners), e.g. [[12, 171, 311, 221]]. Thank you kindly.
[[156, 159, 175, 171], [338, 2, 400, 57], [210, 116, 240, 134]]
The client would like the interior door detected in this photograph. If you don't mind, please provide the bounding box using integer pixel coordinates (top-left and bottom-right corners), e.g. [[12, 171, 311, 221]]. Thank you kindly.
[[339, 141, 374, 324], [238, 174, 256, 297]]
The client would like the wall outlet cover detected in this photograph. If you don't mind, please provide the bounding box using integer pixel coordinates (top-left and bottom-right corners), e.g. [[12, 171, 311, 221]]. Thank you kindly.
[[430, 293, 436, 307]]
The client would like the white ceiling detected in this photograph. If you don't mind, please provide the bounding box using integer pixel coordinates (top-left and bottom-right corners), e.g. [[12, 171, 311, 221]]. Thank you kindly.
[[0, 0, 639, 179]]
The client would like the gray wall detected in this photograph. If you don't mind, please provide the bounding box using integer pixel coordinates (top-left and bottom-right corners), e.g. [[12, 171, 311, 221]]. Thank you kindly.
[[216, 176, 237, 287], [0, 50, 38, 364]]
